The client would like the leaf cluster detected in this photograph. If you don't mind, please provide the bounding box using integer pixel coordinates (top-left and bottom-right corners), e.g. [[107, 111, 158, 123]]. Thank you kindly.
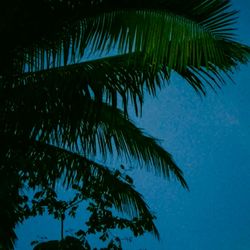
[[28, 170, 158, 249]]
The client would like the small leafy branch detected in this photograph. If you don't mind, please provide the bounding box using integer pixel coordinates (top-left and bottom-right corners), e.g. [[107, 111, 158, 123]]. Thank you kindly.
[[21, 167, 157, 249]]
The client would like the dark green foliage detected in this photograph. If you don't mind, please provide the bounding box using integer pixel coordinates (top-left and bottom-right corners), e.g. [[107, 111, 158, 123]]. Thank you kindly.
[[27, 170, 158, 249], [0, 0, 249, 249], [33, 236, 87, 250]]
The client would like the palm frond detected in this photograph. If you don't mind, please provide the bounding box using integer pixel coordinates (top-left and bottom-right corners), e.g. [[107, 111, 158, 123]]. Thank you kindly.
[[2, 1, 249, 85], [77, 9, 249, 70], [11, 53, 165, 115], [1, 93, 187, 188], [4, 139, 159, 238], [20, 9, 249, 94]]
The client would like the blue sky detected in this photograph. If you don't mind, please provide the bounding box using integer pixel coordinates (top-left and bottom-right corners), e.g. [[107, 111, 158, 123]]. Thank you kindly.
[[16, 1, 250, 249]]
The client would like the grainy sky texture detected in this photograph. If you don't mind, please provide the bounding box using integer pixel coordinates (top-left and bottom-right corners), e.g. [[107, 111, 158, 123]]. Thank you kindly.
[[16, 1, 250, 249]]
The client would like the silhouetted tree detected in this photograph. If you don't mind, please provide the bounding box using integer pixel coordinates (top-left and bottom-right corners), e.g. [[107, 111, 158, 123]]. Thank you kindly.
[[0, 0, 249, 249]]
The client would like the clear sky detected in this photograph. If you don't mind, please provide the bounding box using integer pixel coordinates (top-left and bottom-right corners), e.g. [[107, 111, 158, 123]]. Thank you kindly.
[[16, 1, 250, 249]]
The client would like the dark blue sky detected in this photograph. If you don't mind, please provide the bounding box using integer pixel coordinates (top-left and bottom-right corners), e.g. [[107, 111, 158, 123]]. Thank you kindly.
[[16, 1, 250, 249]]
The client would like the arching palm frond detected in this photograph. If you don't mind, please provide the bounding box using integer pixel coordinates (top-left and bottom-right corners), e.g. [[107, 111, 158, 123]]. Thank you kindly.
[[2, 139, 159, 239], [17, 2, 249, 95], [74, 9, 249, 81], [2, 91, 187, 188], [13, 53, 165, 116]]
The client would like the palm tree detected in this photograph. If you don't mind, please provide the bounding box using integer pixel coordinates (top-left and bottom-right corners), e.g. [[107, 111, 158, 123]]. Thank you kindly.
[[0, 0, 249, 249]]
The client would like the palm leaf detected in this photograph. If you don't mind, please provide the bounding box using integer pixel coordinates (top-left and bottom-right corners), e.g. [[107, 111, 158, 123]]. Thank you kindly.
[[2, 1, 249, 86], [2, 1, 248, 103], [4, 139, 159, 238], [1, 92, 187, 188], [20, 10, 249, 95], [11, 53, 165, 116]]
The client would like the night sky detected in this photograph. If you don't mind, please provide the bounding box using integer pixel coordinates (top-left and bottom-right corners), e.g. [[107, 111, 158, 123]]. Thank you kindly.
[[16, 1, 250, 249]]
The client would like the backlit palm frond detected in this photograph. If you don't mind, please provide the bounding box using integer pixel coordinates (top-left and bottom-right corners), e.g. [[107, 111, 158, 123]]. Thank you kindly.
[[79, 9, 249, 74], [2, 1, 249, 90], [170, 40, 250, 94], [17, 0, 237, 57], [20, 4, 249, 94], [23, 10, 221, 70]]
